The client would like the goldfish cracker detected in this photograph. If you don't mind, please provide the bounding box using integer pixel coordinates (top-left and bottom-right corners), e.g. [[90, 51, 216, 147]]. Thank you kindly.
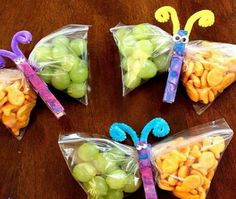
[[194, 62, 204, 77], [168, 175, 178, 186], [7, 88, 25, 106], [191, 74, 201, 88], [200, 70, 208, 88], [190, 145, 201, 158], [2, 113, 17, 128], [17, 103, 34, 122], [207, 68, 224, 87], [1, 103, 19, 116], [0, 90, 6, 101], [198, 88, 209, 104], [173, 191, 200, 199], [159, 180, 175, 191], [178, 166, 189, 179], [162, 158, 179, 174], [0, 96, 8, 107], [186, 81, 199, 102], [198, 152, 216, 169]]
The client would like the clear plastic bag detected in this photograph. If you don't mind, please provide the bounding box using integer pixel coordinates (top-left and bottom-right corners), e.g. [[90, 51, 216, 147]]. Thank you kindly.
[[182, 41, 236, 114], [111, 23, 173, 95], [151, 118, 234, 199], [29, 25, 89, 105], [58, 133, 142, 199], [0, 69, 36, 139]]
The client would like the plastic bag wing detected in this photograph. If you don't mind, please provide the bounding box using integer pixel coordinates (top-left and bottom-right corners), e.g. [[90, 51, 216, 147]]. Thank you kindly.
[[110, 23, 173, 95], [151, 118, 234, 199], [0, 69, 36, 139], [29, 25, 89, 105], [182, 41, 236, 114], [58, 133, 141, 199]]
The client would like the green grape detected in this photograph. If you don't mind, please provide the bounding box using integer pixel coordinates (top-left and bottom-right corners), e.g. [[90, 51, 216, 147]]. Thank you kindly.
[[132, 40, 154, 59], [60, 54, 80, 72], [85, 176, 108, 197], [52, 35, 70, 46], [109, 147, 126, 159], [124, 72, 141, 89], [67, 82, 87, 99], [119, 35, 136, 57], [69, 60, 88, 83], [106, 170, 128, 190], [153, 53, 169, 72], [39, 66, 54, 84], [123, 175, 141, 193], [104, 189, 124, 199], [151, 37, 171, 53], [72, 163, 96, 182], [70, 38, 87, 56], [51, 70, 70, 90], [52, 44, 69, 59], [121, 58, 128, 71], [114, 28, 131, 42], [132, 24, 153, 40], [94, 153, 118, 174], [138, 59, 158, 79], [78, 142, 99, 162], [34, 45, 52, 62]]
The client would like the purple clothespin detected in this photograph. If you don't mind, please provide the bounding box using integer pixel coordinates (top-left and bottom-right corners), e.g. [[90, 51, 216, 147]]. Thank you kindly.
[[0, 31, 65, 118]]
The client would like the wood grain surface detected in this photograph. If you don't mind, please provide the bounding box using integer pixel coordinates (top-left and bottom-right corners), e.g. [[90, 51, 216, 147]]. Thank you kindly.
[[0, 0, 236, 198]]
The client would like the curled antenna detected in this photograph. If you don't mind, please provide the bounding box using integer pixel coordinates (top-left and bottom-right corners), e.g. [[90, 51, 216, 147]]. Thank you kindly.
[[109, 122, 139, 146], [11, 31, 32, 57], [155, 6, 180, 35], [184, 10, 215, 37], [140, 118, 170, 143]]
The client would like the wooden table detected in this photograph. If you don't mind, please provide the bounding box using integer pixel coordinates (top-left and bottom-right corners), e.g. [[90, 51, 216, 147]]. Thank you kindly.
[[0, 0, 235, 198]]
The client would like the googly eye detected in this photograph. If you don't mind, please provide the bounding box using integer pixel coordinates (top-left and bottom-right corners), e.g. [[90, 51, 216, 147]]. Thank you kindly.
[[181, 36, 189, 43], [136, 145, 142, 151], [142, 143, 148, 149], [173, 34, 181, 42]]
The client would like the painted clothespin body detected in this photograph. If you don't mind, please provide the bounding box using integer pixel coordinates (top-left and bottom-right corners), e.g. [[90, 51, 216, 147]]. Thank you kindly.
[[0, 31, 65, 118], [110, 118, 170, 199], [155, 6, 215, 103]]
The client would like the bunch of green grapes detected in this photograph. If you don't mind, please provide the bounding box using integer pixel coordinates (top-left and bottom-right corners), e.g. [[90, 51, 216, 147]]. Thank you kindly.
[[114, 24, 172, 92], [72, 142, 141, 199], [33, 35, 88, 99]]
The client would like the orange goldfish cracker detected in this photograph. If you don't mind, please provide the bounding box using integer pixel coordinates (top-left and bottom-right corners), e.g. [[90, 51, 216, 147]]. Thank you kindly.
[[16, 103, 34, 122], [161, 158, 179, 174], [1, 103, 20, 116], [190, 189, 198, 195], [178, 166, 189, 179], [200, 191, 206, 199], [194, 62, 204, 77], [185, 61, 195, 79], [207, 68, 224, 87], [198, 88, 209, 104], [2, 113, 17, 128], [186, 81, 199, 102], [181, 175, 202, 190], [190, 74, 201, 88], [7, 88, 25, 106], [190, 145, 201, 158], [203, 62, 212, 71], [209, 136, 225, 159], [198, 152, 216, 169], [213, 72, 235, 93], [207, 170, 215, 180], [191, 164, 208, 176], [208, 90, 215, 102], [168, 175, 178, 186], [200, 70, 208, 87]]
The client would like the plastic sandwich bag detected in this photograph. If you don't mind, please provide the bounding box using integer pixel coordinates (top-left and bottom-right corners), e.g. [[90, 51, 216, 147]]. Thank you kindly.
[[0, 69, 36, 139], [111, 23, 173, 95], [29, 25, 89, 105], [182, 41, 236, 114], [151, 118, 234, 199], [58, 133, 142, 199]]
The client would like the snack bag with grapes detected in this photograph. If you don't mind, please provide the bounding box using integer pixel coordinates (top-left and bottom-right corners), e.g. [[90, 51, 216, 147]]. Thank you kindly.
[[58, 134, 142, 199], [0, 69, 37, 139], [29, 25, 89, 105], [59, 117, 170, 199], [182, 41, 236, 114], [151, 118, 233, 199], [111, 23, 173, 95]]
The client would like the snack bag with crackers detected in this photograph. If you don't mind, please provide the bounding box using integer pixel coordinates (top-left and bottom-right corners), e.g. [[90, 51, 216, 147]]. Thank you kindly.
[[29, 25, 90, 105], [0, 69, 36, 139], [151, 118, 233, 199], [182, 42, 236, 114]]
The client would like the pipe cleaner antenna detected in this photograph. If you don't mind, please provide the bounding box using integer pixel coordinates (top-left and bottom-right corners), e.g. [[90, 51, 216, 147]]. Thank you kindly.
[[140, 118, 170, 143], [184, 10, 215, 37], [109, 123, 139, 146], [155, 6, 180, 35]]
